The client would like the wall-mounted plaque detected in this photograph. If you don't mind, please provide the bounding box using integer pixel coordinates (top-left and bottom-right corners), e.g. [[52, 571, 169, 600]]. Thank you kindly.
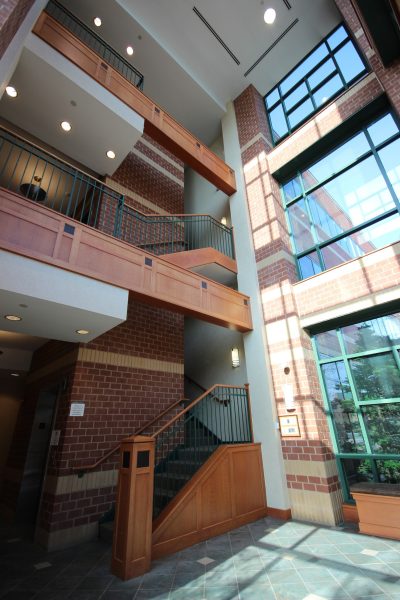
[[279, 414, 300, 437]]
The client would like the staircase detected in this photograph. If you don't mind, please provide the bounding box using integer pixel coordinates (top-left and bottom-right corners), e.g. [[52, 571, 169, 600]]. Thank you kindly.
[[99, 383, 252, 541]]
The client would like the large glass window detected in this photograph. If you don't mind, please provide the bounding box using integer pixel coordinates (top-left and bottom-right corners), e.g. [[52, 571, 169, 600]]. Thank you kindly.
[[265, 25, 368, 144], [313, 314, 400, 501], [281, 112, 400, 280]]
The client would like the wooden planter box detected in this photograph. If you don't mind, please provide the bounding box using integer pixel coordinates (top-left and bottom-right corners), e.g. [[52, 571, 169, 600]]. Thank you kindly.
[[351, 482, 400, 540]]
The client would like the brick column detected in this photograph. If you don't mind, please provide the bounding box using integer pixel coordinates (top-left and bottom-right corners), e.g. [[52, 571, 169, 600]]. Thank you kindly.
[[335, 0, 400, 116], [0, 0, 35, 58], [233, 85, 342, 524]]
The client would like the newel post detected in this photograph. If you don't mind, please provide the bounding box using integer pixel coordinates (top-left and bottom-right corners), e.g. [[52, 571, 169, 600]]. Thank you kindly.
[[111, 435, 155, 580]]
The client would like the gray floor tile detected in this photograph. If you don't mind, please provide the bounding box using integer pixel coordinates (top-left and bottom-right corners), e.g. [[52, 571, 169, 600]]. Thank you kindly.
[[271, 582, 309, 599], [139, 573, 174, 590], [205, 571, 238, 587], [203, 586, 239, 600]]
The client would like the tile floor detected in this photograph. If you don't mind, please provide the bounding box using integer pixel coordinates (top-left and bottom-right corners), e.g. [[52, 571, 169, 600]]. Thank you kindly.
[[1, 517, 400, 599]]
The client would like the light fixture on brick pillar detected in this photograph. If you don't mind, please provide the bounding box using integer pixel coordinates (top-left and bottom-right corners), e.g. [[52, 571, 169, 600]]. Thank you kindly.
[[231, 347, 240, 368]]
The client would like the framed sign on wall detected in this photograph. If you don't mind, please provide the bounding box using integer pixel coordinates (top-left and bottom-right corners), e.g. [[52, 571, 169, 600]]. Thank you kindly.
[[279, 414, 300, 437]]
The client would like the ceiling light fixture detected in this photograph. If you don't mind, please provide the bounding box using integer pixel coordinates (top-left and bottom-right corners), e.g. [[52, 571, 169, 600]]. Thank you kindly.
[[94, 17, 102, 27], [6, 86, 17, 98], [126, 46, 134, 56], [4, 314, 22, 321], [106, 150, 116, 159], [11, 373, 20, 377], [76, 329, 90, 335], [264, 8, 276, 24], [61, 121, 71, 132]]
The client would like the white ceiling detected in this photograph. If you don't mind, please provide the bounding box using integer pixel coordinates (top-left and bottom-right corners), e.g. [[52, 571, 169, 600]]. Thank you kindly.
[[0, 37, 144, 176], [59, 0, 341, 144]]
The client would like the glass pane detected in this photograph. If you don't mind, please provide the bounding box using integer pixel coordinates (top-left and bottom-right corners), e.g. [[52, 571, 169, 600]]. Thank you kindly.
[[342, 319, 395, 354], [320, 213, 400, 269], [303, 132, 370, 188], [308, 58, 336, 90], [284, 82, 308, 111], [322, 362, 366, 453], [378, 138, 400, 200], [309, 156, 395, 238], [327, 25, 348, 51], [383, 313, 400, 344], [314, 74, 343, 107], [315, 330, 341, 359], [288, 98, 314, 129], [282, 177, 302, 203], [287, 199, 314, 252], [367, 113, 399, 147], [269, 104, 288, 142], [376, 459, 400, 483], [334, 41, 365, 83], [350, 352, 400, 402], [362, 403, 400, 454], [266, 88, 280, 108], [342, 459, 373, 499], [280, 44, 329, 95], [298, 251, 321, 279]]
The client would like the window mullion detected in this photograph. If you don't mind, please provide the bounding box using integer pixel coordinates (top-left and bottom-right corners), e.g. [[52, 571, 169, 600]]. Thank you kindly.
[[364, 128, 400, 213]]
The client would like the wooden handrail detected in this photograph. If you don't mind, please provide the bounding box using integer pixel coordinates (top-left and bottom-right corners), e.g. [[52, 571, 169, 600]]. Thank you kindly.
[[152, 384, 248, 439], [185, 375, 231, 406], [72, 396, 185, 473]]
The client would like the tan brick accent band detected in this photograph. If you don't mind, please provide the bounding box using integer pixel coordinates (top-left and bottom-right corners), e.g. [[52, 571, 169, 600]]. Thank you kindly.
[[288, 487, 343, 525], [44, 469, 118, 495], [36, 522, 98, 551], [78, 348, 184, 374], [105, 179, 172, 215]]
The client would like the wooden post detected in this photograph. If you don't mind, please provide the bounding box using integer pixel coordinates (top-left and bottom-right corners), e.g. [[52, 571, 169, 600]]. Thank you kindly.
[[111, 435, 155, 580]]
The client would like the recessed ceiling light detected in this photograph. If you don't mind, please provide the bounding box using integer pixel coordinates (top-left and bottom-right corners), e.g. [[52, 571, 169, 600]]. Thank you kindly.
[[126, 46, 134, 56], [94, 17, 102, 27], [106, 150, 116, 159], [264, 8, 276, 24], [11, 373, 20, 377], [61, 121, 71, 132], [6, 86, 17, 98], [76, 329, 90, 335], [4, 314, 22, 321]]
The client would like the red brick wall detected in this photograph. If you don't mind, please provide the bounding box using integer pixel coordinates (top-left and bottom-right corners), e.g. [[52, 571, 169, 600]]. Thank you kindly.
[[37, 298, 184, 536], [110, 133, 184, 215], [0, 0, 34, 58]]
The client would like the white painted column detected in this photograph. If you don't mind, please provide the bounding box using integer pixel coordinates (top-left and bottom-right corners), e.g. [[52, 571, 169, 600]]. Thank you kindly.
[[222, 101, 290, 511], [0, 0, 47, 97]]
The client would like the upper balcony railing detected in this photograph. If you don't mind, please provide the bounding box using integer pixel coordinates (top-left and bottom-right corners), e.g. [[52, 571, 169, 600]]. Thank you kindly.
[[120, 207, 235, 260], [0, 127, 235, 261], [45, 0, 144, 90]]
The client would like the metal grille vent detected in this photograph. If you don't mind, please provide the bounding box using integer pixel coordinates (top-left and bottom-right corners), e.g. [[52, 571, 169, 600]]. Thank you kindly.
[[193, 6, 240, 65], [244, 18, 299, 77]]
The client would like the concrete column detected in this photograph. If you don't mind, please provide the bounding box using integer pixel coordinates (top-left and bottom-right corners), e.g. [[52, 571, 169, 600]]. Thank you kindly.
[[221, 101, 290, 514]]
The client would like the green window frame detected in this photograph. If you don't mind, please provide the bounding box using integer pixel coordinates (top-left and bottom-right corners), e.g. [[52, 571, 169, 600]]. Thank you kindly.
[[312, 314, 400, 502], [281, 111, 400, 281], [265, 24, 368, 145]]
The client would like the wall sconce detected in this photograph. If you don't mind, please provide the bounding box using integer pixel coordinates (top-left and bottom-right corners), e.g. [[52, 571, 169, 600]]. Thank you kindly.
[[231, 347, 240, 368], [283, 383, 296, 412], [221, 216, 227, 226]]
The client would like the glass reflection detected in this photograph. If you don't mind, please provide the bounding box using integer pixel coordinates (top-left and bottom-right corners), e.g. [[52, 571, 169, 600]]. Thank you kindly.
[[362, 403, 400, 454], [350, 353, 400, 402], [322, 362, 366, 453], [315, 330, 341, 359], [287, 199, 314, 252], [298, 252, 321, 279]]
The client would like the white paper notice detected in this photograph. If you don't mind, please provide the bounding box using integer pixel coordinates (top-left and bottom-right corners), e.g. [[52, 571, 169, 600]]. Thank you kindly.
[[70, 402, 85, 417]]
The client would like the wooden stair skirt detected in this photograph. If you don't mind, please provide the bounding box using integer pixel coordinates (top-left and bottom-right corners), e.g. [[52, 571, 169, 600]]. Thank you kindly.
[[152, 443, 269, 559]]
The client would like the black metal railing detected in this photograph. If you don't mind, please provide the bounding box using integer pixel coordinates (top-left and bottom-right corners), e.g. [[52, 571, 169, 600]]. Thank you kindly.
[[45, 0, 144, 90], [120, 206, 235, 259], [0, 128, 124, 236], [152, 385, 251, 517]]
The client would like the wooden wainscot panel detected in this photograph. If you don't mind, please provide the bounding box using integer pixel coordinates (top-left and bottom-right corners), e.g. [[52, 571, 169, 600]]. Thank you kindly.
[[0, 190, 252, 332], [152, 444, 268, 559], [33, 12, 237, 196]]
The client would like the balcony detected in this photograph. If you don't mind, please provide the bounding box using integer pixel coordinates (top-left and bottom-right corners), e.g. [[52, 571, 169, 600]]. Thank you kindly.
[[0, 127, 251, 332], [32, 2, 237, 196]]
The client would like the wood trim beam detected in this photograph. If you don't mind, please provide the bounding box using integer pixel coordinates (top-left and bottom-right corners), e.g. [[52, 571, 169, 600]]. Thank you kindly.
[[32, 12, 237, 196], [0, 190, 252, 332], [162, 248, 237, 274]]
